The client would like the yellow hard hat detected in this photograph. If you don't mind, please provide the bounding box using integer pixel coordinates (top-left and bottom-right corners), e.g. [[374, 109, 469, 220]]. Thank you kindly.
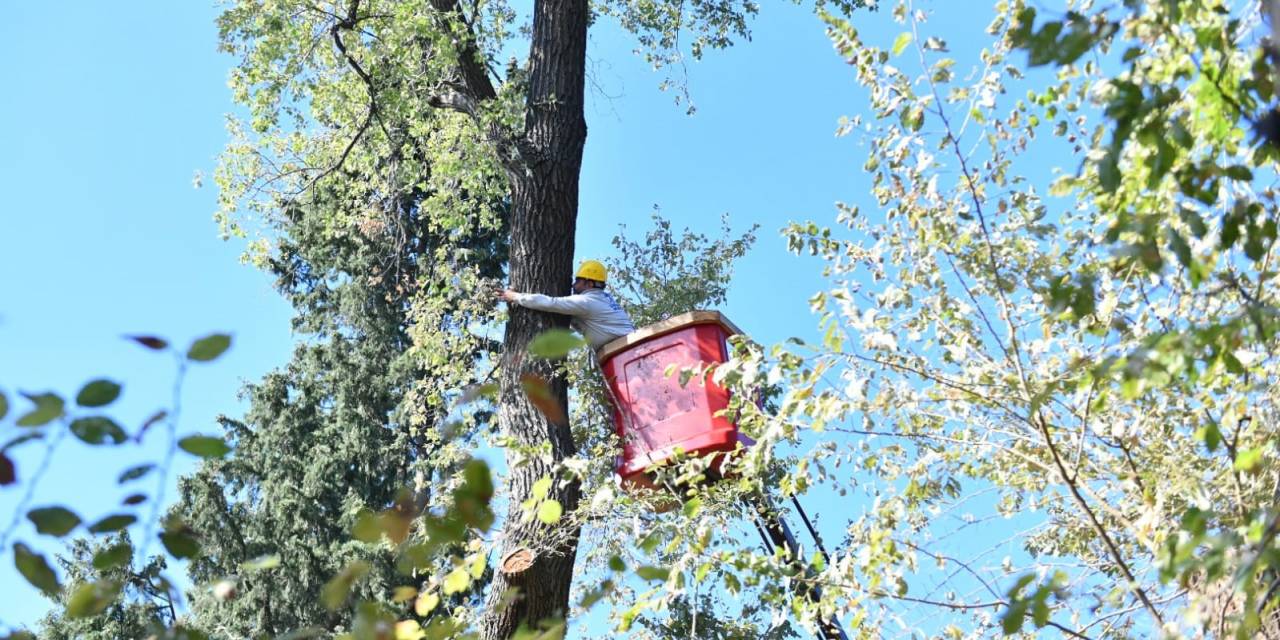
[[575, 259, 607, 282]]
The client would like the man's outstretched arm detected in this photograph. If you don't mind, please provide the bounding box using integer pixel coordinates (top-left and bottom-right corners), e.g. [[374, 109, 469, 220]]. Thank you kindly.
[[496, 289, 597, 316]]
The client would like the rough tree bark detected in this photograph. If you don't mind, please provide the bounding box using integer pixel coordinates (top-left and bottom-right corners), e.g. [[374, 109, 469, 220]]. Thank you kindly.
[[424, 0, 591, 634], [478, 1, 591, 638]]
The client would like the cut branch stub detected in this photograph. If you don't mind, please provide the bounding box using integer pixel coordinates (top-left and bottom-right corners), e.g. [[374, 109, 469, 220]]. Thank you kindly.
[[500, 547, 535, 576]]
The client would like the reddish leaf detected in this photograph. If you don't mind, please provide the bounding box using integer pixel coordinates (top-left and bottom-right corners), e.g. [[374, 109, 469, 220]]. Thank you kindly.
[[126, 335, 169, 350], [0, 453, 15, 486], [520, 374, 566, 425]]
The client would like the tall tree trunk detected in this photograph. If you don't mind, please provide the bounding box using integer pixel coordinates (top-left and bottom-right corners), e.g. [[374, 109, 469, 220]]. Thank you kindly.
[[481, 1, 590, 638]]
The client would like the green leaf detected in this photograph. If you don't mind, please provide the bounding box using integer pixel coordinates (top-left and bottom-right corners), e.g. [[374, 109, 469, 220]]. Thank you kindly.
[[579, 580, 613, 609], [1, 432, 41, 452], [351, 509, 381, 543], [321, 560, 370, 610], [70, 417, 128, 445], [88, 514, 137, 534], [118, 463, 156, 484], [187, 333, 232, 362], [27, 507, 81, 537], [609, 555, 626, 572], [1235, 448, 1264, 472], [810, 551, 827, 571], [694, 562, 712, 583], [1166, 229, 1193, 269], [160, 530, 201, 559], [1181, 507, 1209, 536], [1097, 149, 1120, 192], [242, 554, 281, 571], [901, 105, 924, 131], [1225, 165, 1253, 181], [453, 460, 496, 529], [1031, 593, 1050, 627], [442, 567, 470, 595], [891, 32, 913, 56], [75, 380, 121, 407], [414, 592, 441, 616], [460, 383, 499, 404], [682, 496, 703, 518], [638, 530, 663, 553], [1196, 422, 1223, 453], [922, 36, 948, 52], [537, 499, 563, 524], [531, 476, 552, 500], [92, 543, 132, 571], [178, 435, 231, 459], [0, 391, 8, 421], [1056, 24, 1094, 64], [66, 580, 122, 618], [136, 410, 168, 442], [1001, 600, 1027, 634], [16, 392, 64, 427], [460, 459, 495, 502], [635, 565, 670, 582], [527, 329, 585, 359], [14, 543, 60, 596], [469, 552, 487, 579]]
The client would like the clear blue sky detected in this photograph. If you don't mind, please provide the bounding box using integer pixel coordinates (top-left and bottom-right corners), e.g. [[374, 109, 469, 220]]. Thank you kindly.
[[0, 0, 1001, 634]]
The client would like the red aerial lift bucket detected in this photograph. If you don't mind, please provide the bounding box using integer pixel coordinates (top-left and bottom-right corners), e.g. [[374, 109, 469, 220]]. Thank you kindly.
[[598, 311, 850, 640], [597, 311, 751, 491], [598, 312, 849, 639]]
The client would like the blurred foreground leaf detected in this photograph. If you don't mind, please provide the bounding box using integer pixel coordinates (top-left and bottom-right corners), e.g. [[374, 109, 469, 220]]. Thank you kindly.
[[75, 380, 121, 407], [27, 506, 81, 537], [527, 329, 585, 358], [14, 542, 60, 595], [16, 392, 63, 427], [187, 334, 231, 362]]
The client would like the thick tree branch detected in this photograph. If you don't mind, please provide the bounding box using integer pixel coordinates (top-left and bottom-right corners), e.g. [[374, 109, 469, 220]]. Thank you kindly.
[[428, 0, 499, 101], [331, 1, 393, 143], [425, 0, 529, 174]]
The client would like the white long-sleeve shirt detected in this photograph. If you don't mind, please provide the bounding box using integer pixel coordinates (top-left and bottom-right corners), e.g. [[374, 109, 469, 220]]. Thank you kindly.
[[512, 289, 636, 349]]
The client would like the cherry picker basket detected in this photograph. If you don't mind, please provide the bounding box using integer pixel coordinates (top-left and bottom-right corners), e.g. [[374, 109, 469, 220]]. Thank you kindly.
[[597, 310, 751, 492]]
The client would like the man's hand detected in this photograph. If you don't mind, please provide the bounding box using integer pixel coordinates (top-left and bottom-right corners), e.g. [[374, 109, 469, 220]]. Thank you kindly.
[[494, 288, 519, 303]]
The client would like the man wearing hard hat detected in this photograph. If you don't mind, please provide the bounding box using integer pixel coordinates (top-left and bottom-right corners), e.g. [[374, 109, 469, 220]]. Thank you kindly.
[[495, 259, 636, 350]]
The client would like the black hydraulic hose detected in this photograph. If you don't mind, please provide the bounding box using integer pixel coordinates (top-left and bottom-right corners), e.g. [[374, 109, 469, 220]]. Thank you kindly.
[[791, 495, 832, 565], [752, 517, 777, 555], [745, 494, 849, 640]]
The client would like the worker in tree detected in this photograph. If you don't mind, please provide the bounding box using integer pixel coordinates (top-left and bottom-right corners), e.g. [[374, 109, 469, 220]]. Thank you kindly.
[[495, 259, 636, 350]]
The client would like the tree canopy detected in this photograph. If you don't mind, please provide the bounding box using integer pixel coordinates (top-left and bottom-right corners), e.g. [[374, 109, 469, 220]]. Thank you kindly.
[[8, 0, 1280, 639]]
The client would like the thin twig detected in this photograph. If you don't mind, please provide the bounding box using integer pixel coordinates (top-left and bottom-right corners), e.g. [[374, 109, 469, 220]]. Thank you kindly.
[[140, 356, 187, 559], [0, 426, 68, 555]]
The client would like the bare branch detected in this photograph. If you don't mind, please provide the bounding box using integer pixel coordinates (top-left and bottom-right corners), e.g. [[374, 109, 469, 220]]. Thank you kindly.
[[331, 0, 394, 144], [1034, 410, 1165, 626], [297, 107, 376, 195]]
